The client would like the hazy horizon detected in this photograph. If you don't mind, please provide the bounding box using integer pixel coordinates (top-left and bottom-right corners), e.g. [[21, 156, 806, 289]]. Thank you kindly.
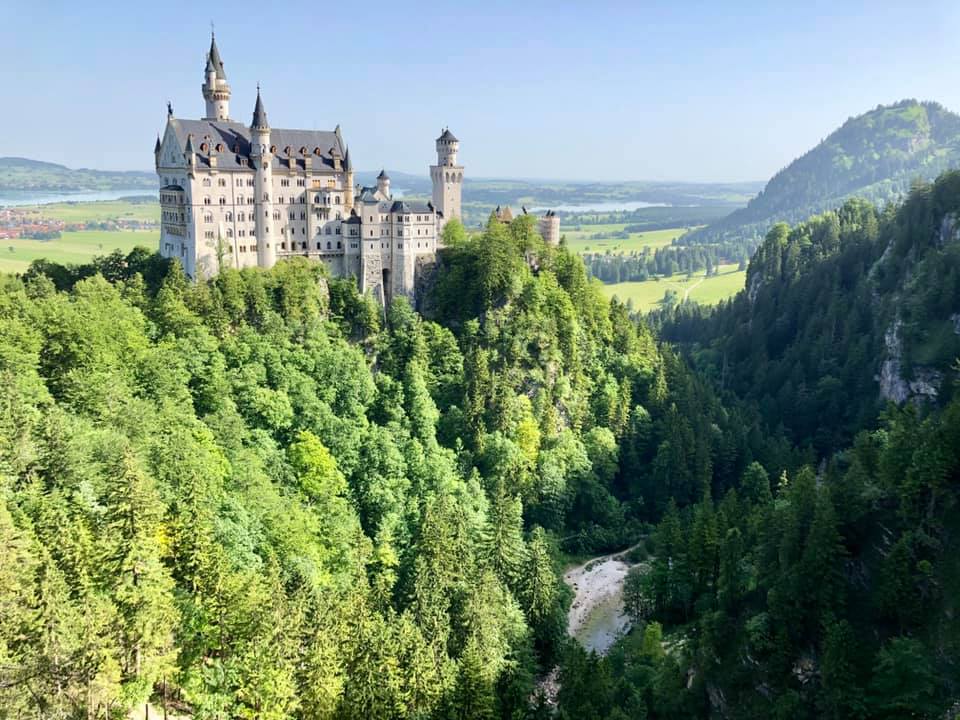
[[3, 0, 959, 182]]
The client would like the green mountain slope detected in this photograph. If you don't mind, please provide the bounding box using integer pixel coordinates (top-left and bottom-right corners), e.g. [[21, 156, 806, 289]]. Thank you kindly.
[[687, 100, 960, 246], [0, 156, 155, 193]]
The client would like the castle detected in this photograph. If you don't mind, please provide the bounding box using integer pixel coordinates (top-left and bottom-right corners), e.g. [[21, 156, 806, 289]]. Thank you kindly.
[[154, 33, 463, 304]]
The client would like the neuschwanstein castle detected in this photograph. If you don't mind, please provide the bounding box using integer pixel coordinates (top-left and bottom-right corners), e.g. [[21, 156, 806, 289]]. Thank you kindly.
[[154, 33, 463, 303]]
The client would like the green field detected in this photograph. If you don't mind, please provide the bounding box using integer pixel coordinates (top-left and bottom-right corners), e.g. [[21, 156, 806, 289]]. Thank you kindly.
[[561, 224, 697, 254], [0, 229, 158, 274], [16, 199, 159, 223], [600, 263, 746, 312]]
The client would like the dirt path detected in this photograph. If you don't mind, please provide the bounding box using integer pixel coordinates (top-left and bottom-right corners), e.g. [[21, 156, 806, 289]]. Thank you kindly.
[[563, 543, 642, 654]]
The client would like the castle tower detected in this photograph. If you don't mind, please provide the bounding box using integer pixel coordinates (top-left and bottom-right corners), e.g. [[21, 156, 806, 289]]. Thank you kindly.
[[250, 88, 275, 268], [202, 33, 231, 121], [430, 128, 463, 229], [376, 169, 391, 198], [344, 147, 355, 209], [539, 210, 560, 245]]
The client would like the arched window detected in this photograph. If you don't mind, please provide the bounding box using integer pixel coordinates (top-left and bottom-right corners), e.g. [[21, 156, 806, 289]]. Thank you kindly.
[[202, 178, 211, 186], [263, 193, 269, 201], [326, 241, 331, 249], [219, 197, 226, 205], [203, 197, 211, 205]]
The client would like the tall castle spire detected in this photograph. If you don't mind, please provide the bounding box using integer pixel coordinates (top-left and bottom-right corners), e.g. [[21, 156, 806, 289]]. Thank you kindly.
[[251, 85, 269, 130], [202, 31, 231, 121]]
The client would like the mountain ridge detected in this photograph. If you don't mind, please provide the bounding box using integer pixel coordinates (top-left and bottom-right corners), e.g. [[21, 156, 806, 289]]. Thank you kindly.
[[685, 99, 960, 246]]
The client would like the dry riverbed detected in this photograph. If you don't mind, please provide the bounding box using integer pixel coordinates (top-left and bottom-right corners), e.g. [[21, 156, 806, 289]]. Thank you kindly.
[[564, 545, 643, 654]]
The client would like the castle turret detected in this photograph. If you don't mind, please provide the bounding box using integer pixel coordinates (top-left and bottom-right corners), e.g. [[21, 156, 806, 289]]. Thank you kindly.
[[250, 88, 275, 268], [539, 210, 560, 245], [376, 169, 391, 198], [202, 33, 231, 121], [431, 128, 463, 230], [344, 147, 355, 209], [154, 134, 161, 170]]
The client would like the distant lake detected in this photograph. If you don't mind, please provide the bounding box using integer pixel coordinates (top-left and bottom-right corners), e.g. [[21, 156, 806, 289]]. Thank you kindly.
[[0, 189, 156, 207], [530, 200, 669, 213]]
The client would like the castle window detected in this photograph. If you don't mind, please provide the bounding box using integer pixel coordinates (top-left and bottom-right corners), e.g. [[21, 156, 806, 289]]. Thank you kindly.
[[301, 242, 307, 249], [202, 178, 211, 187], [337, 241, 342, 249], [316, 242, 321, 249], [315, 195, 321, 203], [227, 229, 233, 237], [218, 177, 226, 186], [398, 243, 402, 249], [335, 227, 340, 234], [289, 212, 296, 221], [281, 242, 286, 250], [325, 227, 331, 235], [263, 193, 270, 201], [203, 197, 211, 205], [335, 196, 341, 204], [247, 179, 254, 186], [239, 245, 246, 253], [326, 241, 331, 250], [204, 214, 213, 223], [219, 197, 226, 205]]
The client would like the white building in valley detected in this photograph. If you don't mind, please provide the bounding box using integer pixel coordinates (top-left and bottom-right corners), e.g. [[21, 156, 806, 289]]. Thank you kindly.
[[155, 33, 463, 304]]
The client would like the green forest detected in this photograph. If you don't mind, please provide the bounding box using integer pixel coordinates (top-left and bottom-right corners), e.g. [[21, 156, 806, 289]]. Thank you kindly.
[[1, 170, 959, 719]]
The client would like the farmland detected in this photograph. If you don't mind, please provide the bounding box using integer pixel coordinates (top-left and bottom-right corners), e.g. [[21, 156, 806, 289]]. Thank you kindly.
[[0, 229, 157, 274], [599, 263, 746, 313]]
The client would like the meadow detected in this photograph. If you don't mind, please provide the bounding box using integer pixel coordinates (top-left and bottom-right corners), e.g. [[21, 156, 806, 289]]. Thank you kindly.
[[599, 263, 746, 312], [16, 199, 158, 223], [561, 224, 696, 254], [0, 229, 158, 274]]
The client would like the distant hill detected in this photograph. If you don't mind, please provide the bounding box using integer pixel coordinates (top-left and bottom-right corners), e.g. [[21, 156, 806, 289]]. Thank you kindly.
[[0, 157, 155, 193], [686, 100, 960, 245]]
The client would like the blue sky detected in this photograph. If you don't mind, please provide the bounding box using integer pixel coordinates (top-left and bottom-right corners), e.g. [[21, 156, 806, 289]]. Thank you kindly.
[[3, 0, 959, 181]]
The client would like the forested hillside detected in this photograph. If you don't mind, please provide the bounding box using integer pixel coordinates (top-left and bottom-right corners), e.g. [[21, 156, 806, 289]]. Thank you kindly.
[[561, 172, 960, 719], [684, 100, 960, 250], [2, 185, 959, 718], [0, 215, 790, 717], [0, 157, 155, 193]]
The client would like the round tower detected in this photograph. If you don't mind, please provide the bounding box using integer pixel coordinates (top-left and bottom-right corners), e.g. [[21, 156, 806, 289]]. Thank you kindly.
[[250, 88, 275, 268], [431, 128, 464, 227], [202, 33, 231, 121], [435, 128, 459, 166], [376, 169, 391, 198]]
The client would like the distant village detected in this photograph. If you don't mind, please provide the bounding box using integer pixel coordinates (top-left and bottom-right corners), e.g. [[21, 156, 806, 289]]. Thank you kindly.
[[0, 207, 158, 240]]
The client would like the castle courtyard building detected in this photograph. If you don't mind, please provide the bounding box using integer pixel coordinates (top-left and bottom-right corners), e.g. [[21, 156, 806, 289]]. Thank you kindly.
[[155, 34, 462, 304]]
